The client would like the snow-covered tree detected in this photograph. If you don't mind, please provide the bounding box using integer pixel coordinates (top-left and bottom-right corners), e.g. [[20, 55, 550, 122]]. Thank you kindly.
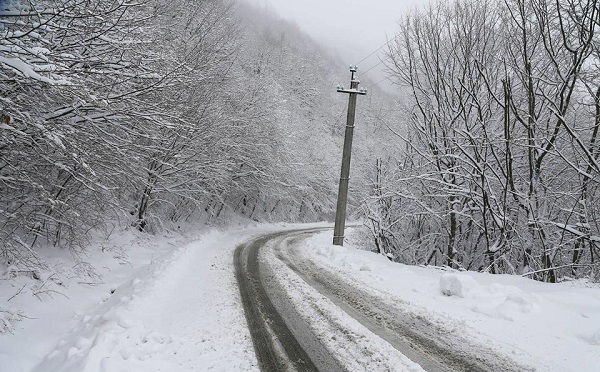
[[381, 0, 600, 281]]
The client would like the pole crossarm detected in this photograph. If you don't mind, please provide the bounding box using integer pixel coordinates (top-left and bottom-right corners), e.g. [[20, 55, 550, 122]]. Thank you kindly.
[[338, 89, 367, 95], [332, 65, 367, 246], [337, 88, 367, 95]]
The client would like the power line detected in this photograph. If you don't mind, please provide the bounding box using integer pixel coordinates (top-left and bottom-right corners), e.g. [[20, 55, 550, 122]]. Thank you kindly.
[[354, 40, 389, 66], [360, 59, 385, 77], [353, 33, 398, 66], [373, 76, 392, 87]]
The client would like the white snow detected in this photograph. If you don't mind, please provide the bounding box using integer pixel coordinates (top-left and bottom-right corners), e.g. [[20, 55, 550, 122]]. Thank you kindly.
[[31, 229, 259, 372], [0, 56, 70, 85], [3, 224, 599, 372], [0, 225, 269, 372], [299, 229, 600, 372], [439, 272, 481, 298], [263, 238, 425, 372]]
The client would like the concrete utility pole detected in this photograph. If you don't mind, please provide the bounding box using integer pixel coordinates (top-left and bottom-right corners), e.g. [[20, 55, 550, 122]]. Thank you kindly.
[[333, 66, 367, 246]]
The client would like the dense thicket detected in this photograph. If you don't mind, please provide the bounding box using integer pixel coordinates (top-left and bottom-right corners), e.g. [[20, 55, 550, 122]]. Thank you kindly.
[[369, 0, 600, 281]]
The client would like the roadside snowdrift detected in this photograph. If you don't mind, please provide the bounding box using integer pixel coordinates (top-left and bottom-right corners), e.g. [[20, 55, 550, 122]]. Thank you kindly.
[[0, 227, 260, 372], [300, 229, 600, 372]]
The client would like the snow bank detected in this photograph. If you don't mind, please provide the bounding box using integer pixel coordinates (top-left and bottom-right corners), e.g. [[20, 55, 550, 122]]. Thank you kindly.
[[439, 273, 540, 320], [32, 252, 183, 371], [439, 273, 481, 298], [311, 239, 385, 273], [0, 228, 176, 372], [471, 283, 540, 321], [29, 229, 258, 372], [301, 229, 600, 372]]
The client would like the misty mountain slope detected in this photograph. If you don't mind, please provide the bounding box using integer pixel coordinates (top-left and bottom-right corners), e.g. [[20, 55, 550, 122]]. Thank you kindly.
[[229, 1, 404, 222]]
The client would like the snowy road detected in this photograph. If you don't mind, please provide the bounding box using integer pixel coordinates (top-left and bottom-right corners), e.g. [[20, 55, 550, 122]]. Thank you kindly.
[[236, 228, 532, 372], [234, 229, 345, 371], [8, 225, 595, 371]]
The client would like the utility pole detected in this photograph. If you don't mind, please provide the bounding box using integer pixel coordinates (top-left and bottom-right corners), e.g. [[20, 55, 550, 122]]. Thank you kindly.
[[333, 65, 367, 246]]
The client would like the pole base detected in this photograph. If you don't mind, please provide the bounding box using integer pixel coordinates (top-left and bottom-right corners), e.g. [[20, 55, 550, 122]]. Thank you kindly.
[[332, 235, 344, 246]]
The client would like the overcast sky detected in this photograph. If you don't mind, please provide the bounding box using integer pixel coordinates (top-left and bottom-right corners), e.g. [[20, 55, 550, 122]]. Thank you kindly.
[[246, 0, 427, 86]]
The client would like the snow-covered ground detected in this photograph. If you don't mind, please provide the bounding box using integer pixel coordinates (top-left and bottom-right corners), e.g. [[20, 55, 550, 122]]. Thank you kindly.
[[3, 224, 598, 372], [297, 229, 600, 372], [264, 234, 426, 372], [0, 223, 285, 372]]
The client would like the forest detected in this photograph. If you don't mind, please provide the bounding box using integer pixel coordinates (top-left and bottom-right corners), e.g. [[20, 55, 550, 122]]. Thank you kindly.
[[0, 0, 396, 275], [372, 0, 600, 282], [1, 0, 599, 283]]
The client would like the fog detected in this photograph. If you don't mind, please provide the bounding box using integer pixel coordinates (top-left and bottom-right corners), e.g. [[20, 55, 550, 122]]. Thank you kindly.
[[246, 0, 428, 90]]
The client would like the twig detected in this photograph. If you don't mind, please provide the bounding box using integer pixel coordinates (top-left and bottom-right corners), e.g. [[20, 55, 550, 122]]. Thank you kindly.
[[7, 284, 26, 302], [521, 263, 594, 277], [33, 289, 69, 301], [32, 274, 69, 301], [77, 281, 105, 286]]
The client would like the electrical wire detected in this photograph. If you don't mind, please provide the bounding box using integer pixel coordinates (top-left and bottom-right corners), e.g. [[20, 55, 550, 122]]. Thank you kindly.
[[354, 40, 390, 66], [353, 32, 399, 67], [339, 38, 397, 93], [360, 59, 385, 77], [372, 76, 391, 87]]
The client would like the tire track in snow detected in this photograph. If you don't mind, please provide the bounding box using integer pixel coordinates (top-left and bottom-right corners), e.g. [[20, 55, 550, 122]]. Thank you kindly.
[[234, 229, 345, 372], [275, 231, 534, 372]]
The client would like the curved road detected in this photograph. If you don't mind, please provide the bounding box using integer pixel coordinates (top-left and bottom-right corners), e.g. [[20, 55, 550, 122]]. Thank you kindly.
[[234, 228, 532, 372]]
